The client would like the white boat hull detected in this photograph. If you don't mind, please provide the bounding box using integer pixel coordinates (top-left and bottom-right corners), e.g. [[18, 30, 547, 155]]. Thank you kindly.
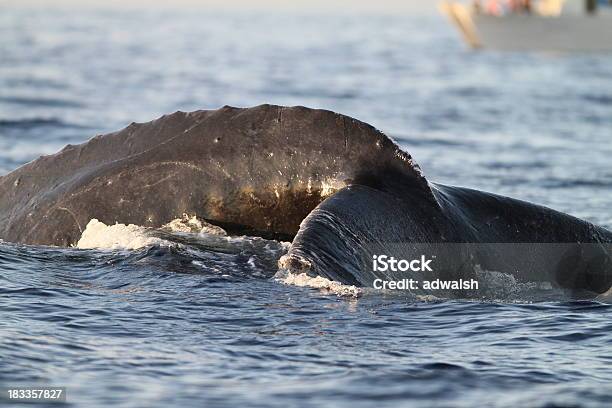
[[441, 3, 612, 52], [475, 14, 612, 52]]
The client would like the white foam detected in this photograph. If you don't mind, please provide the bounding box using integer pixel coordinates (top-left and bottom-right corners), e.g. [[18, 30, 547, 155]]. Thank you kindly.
[[275, 269, 362, 298], [595, 286, 612, 303], [320, 177, 347, 197], [162, 214, 226, 236], [76, 219, 165, 250]]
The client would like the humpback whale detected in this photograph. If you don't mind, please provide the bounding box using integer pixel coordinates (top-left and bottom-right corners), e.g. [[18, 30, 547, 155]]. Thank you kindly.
[[1, 105, 610, 296]]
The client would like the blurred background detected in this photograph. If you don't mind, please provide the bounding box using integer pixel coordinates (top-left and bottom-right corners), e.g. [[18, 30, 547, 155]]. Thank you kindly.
[[1, 0, 611, 227]]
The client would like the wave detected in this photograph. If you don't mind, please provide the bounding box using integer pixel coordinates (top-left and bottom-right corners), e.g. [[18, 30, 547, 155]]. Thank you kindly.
[[76, 216, 230, 251], [66, 218, 585, 303], [76, 219, 168, 250], [275, 267, 363, 298], [275, 261, 575, 302], [162, 214, 227, 236], [0, 96, 82, 108], [581, 94, 612, 106], [539, 177, 612, 189], [0, 117, 86, 130], [3, 221, 608, 304], [63, 216, 289, 282], [71, 217, 362, 297], [391, 133, 470, 147]]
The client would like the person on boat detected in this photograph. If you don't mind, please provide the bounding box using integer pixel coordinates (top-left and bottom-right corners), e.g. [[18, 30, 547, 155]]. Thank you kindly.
[[485, 0, 504, 15], [521, 0, 533, 12], [536, 0, 564, 15], [478, 0, 536, 16], [507, 0, 532, 13]]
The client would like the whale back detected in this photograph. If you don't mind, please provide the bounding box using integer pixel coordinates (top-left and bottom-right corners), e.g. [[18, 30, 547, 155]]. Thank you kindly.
[[0, 105, 431, 246], [283, 183, 612, 294]]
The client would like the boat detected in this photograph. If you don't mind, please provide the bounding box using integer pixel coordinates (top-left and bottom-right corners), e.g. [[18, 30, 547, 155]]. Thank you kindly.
[[439, 0, 612, 52]]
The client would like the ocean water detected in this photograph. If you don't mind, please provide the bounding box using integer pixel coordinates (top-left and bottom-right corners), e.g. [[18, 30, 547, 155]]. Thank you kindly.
[[1, 5, 612, 408]]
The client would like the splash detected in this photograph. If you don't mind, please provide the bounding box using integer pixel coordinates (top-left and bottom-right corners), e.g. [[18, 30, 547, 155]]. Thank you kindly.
[[596, 286, 612, 303], [275, 268, 362, 298], [162, 214, 227, 236], [76, 219, 165, 250]]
